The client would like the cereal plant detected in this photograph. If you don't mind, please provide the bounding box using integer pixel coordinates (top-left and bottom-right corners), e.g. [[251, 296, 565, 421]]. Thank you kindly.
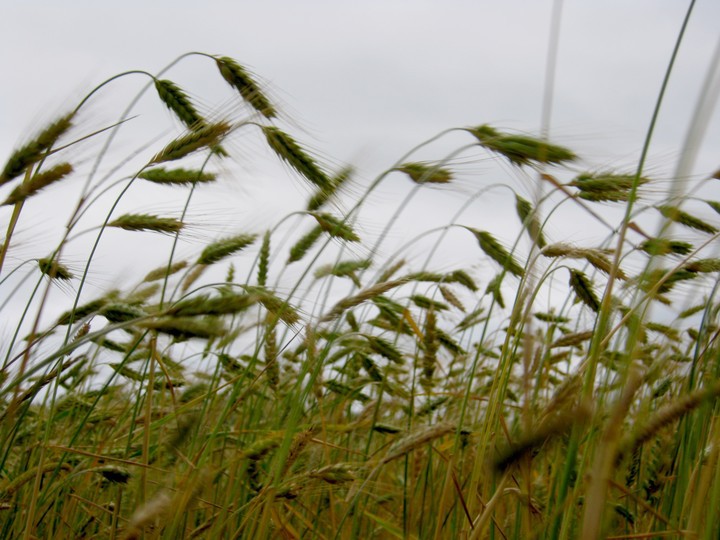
[[1, 11, 719, 539]]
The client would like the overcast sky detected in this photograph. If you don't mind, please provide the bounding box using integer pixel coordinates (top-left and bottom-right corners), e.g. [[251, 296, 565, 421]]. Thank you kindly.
[[1, 1, 719, 324], [3, 1, 719, 169]]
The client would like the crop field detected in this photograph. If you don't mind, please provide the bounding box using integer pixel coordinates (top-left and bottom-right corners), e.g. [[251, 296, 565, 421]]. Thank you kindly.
[[1, 5, 720, 539]]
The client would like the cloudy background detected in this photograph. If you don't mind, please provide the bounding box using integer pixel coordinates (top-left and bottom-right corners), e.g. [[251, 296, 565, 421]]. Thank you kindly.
[[4, 2, 720, 168], [1, 1, 719, 329]]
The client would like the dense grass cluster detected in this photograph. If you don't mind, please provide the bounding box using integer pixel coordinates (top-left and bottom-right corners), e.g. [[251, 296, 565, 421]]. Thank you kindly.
[[1, 48, 719, 540]]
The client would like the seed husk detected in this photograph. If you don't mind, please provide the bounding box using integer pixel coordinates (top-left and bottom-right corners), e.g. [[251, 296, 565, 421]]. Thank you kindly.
[[97, 466, 132, 484], [181, 264, 207, 293], [422, 309, 438, 387], [706, 200, 720, 215], [309, 464, 356, 485]]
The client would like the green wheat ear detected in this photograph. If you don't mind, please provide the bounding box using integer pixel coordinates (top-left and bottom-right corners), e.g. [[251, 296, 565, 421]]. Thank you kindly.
[[262, 126, 331, 190], [215, 56, 277, 119], [154, 79, 205, 129], [108, 214, 183, 234], [465, 227, 525, 277], [197, 234, 257, 265], [151, 121, 231, 163], [257, 231, 271, 286], [307, 166, 354, 211], [1, 112, 74, 185], [657, 205, 718, 234], [397, 162, 453, 184], [569, 172, 650, 202], [38, 257, 74, 281], [639, 238, 693, 256], [569, 269, 600, 312], [310, 213, 360, 242], [139, 167, 216, 186], [515, 194, 547, 248], [288, 226, 323, 264], [467, 124, 576, 167], [1, 163, 73, 206]]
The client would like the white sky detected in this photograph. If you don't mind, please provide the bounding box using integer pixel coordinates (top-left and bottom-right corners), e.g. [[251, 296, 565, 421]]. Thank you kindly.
[[1, 1, 719, 330], [3, 2, 719, 169]]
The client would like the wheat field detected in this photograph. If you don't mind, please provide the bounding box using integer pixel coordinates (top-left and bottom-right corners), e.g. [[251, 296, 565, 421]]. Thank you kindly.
[[1, 6, 720, 539]]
